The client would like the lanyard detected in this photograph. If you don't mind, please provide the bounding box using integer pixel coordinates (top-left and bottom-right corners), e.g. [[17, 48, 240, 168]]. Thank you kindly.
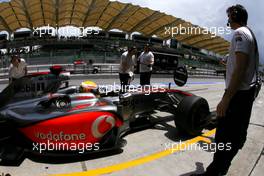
[[246, 26, 260, 82]]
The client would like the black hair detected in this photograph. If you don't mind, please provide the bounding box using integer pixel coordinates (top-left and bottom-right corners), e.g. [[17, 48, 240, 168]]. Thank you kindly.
[[145, 43, 150, 47], [128, 46, 137, 52], [11, 55, 20, 62], [144, 43, 152, 52], [227, 4, 248, 26]]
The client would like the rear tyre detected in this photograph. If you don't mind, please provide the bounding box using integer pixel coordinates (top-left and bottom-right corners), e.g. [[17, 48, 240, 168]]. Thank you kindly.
[[0, 142, 25, 166], [0, 120, 13, 141], [174, 96, 209, 136]]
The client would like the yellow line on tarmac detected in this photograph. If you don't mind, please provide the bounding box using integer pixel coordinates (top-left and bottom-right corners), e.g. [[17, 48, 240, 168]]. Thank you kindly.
[[49, 129, 216, 176]]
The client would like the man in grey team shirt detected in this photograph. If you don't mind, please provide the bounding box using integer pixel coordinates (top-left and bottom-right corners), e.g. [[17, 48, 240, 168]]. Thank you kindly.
[[192, 4, 259, 176]]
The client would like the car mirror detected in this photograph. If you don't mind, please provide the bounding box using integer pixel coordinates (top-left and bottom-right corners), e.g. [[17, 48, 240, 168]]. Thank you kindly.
[[174, 66, 188, 87]]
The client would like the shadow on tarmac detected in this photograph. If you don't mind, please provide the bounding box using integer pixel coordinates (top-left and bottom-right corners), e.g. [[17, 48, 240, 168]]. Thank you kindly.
[[179, 162, 205, 176]]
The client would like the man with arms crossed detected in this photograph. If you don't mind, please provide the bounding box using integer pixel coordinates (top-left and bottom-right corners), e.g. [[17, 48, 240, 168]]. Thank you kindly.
[[9, 55, 27, 83], [138, 44, 154, 86]]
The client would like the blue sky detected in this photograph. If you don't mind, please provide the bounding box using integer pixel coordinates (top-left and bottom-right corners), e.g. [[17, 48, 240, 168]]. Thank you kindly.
[[0, 0, 263, 64], [118, 0, 264, 64]]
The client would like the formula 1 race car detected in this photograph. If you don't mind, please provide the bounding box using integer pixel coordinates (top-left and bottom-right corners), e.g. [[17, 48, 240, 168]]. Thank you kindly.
[[0, 66, 211, 165]]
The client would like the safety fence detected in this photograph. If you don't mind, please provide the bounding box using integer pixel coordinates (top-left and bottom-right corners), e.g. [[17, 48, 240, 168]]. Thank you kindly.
[[0, 63, 226, 81]]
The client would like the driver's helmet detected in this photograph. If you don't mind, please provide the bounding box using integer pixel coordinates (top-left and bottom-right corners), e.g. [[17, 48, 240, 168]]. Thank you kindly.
[[79, 80, 99, 95]]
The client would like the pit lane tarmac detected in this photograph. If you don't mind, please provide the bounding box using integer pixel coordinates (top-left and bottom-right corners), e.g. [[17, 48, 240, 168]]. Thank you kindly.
[[0, 77, 263, 176]]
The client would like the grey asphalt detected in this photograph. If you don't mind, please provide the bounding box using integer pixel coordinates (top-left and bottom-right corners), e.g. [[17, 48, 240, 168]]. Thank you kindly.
[[0, 77, 263, 176]]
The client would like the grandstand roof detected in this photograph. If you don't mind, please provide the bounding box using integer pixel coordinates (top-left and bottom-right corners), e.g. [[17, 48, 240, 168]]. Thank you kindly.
[[0, 0, 229, 55]]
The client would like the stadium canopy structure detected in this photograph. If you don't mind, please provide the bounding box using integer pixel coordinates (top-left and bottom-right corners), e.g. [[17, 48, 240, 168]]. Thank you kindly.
[[0, 0, 229, 55]]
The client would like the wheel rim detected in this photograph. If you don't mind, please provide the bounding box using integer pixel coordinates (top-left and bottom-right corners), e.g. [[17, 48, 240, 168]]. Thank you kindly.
[[192, 105, 209, 133]]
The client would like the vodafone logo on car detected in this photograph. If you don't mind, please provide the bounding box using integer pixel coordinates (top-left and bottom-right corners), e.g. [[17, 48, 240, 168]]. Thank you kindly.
[[91, 115, 116, 138]]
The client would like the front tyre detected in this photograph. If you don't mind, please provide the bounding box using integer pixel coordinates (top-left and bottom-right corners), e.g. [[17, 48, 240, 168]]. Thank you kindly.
[[174, 96, 209, 136]]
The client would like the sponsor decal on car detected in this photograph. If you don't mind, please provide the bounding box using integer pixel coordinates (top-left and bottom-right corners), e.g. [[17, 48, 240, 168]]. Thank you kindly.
[[91, 115, 116, 138], [35, 131, 86, 141]]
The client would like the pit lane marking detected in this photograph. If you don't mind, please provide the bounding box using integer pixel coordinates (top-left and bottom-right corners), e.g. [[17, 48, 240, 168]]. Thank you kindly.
[[49, 129, 216, 176]]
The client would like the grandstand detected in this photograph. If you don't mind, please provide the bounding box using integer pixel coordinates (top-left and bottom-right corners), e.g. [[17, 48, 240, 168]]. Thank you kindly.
[[0, 0, 228, 75]]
